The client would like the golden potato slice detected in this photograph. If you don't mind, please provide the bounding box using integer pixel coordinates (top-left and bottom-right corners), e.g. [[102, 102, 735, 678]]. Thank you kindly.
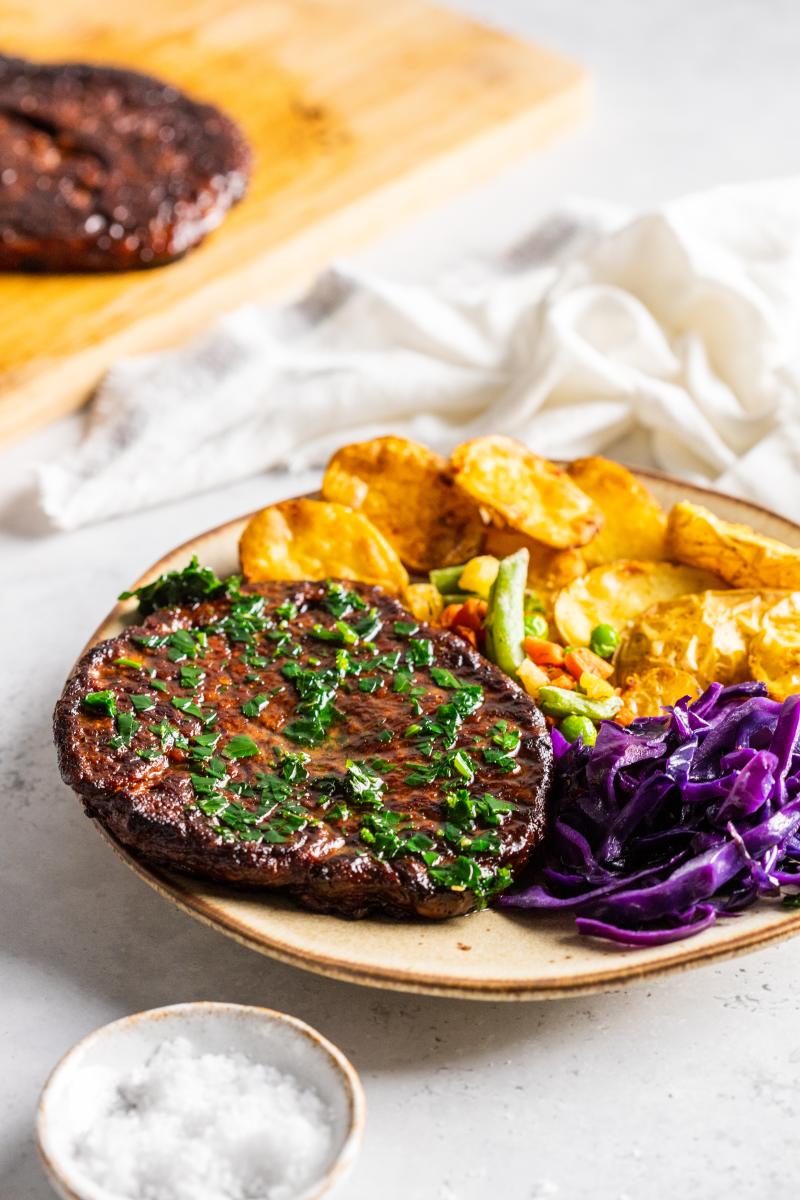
[[748, 594, 800, 700], [482, 527, 585, 616], [618, 667, 701, 723], [239, 499, 409, 594], [567, 456, 667, 566], [450, 435, 602, 549], [322, 436, 483, 573], [616, 589, 789, 688], [554, 560, 723, 648], [667, 501, 800, 589]]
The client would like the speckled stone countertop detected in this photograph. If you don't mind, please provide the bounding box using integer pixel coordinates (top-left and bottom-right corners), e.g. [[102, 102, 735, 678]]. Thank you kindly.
[[2, 3, 799, 1197]]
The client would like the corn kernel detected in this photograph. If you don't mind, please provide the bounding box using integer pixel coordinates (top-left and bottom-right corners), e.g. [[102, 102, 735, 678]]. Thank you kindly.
[[579, 671, 615, 700], [458, 555, 500, 599], [518, 658, 549, 698]]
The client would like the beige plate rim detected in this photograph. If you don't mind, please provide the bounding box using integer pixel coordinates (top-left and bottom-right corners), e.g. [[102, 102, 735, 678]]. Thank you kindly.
[[78, 471, 800, 1001]]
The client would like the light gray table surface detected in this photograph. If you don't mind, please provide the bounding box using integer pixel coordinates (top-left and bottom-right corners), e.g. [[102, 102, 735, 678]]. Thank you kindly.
[[3, 3, 799, 1197]]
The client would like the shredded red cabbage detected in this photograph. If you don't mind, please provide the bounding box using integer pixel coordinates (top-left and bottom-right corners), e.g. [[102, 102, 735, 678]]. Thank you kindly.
[[501, 682, 800, 946]]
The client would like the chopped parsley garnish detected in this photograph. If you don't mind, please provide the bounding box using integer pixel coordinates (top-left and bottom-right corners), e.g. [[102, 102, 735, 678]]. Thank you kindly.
[[119, 555, 227, 614], [366, 650, 403, 673], [480, 721, 522, 773], [359, 809, 406, 859], [490, 720, 522, 752], [311, 619, 359, 646], [179, 665, 205, 689], [223, 735, 260, 760], [275, 599, 299, 621], [322, 581, 368, 619], [129, 693, 156, 712], [147, 719, 189, 753], [114, 657, 143, 670], [241, 694, 269, 717], [352, 610, 383, 642], [281, 660, 344, 746], [201, 588, 271, 647], [405, 831, 435, 853], [421, 855, 512, 904], [345, 759, 386, 808], [171, 696, 205, 721], [405, 688, 483, 754], [358, 676, 383, 693], [406, 748, 477, 786], [393, 620, 419, 637], [190, 772, 225, 796], [430, 667, 475, 690], [243, 653, 269, 668], [166, 629, 200, 663], [274, 748, 310, 783], [108, 710, 139, 749], [406, 637, 434, 667], [83, 691, 117, 718]]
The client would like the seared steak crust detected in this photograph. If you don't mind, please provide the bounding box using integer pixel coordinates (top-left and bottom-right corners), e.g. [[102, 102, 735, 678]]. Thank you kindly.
[[0, 54, 250, 271], [54, 581, 551, 918]]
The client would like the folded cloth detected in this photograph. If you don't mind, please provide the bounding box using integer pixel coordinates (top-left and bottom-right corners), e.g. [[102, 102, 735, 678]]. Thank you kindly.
[[39, 178, 800, 530]]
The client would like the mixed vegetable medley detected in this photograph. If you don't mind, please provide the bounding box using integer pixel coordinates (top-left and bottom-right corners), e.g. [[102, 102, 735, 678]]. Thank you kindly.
[[428, 547, 623, 747]]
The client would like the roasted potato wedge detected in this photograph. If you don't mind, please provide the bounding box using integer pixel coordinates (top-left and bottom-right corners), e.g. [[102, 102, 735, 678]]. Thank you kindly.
[[747, 594, 800, 700], [322, 436, 483, 573], [554, 560, 723, 647], [482, 527, 585, 616], [451, 435, 602, 549], [616, 589, 789, 688], [567, 456, 667, 566], [667, 501, 800, 589], [618, 666, 701, 723], [239, 499, 409, 593]]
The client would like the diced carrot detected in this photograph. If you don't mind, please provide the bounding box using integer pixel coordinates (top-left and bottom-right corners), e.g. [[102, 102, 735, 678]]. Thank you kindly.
[[440, 604, 463, 629], [454, 624, 478, 648], [564, 647, 614, 681], [453, 598, 488, 631], [524, 637, 565, 667], [547, 672, 576, 690]]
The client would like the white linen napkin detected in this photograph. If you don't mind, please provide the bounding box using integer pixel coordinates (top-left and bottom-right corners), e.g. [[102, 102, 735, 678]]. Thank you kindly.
[[39, 178, 800, 529]]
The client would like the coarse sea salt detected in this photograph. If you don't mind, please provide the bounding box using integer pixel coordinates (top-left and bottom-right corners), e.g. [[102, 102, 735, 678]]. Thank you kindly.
[[67, 1036, 333, 1200]]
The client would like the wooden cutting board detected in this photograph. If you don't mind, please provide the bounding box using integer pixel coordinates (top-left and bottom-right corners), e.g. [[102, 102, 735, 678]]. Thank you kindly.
[[0, 0, 588, 446]]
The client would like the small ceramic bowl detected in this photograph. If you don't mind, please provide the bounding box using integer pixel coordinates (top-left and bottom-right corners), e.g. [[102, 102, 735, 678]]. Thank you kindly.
[[37, 1001, 365, 1200]]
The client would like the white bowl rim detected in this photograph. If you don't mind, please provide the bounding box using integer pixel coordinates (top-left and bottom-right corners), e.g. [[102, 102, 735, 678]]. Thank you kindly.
[[36, 1000, 366, 1200]]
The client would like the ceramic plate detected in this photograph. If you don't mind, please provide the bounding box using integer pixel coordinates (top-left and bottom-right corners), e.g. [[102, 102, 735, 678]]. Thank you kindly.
[[82, 474, 800, 1000]]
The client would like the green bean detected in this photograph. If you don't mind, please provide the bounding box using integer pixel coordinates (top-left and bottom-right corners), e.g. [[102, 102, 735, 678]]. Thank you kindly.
[[485, 549, 529, 677], [559, 715, 598, 746], [429, 564, 468, 594], [537, 686, 621, 722]]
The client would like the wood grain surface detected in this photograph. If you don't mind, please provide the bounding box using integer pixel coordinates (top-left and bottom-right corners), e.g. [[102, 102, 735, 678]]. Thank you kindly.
[[0, 0, 588, 445]]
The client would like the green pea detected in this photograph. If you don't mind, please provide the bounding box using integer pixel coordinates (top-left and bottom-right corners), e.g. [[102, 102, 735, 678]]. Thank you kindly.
[[559, 714, 598, 746], [524, 612, 549, 639], [589, 623, 620, 661]]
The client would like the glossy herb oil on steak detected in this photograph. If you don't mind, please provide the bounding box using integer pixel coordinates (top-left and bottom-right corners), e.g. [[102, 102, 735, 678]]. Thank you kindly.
[[54, 568, 552, 918], [0, 54, 251, 271]]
